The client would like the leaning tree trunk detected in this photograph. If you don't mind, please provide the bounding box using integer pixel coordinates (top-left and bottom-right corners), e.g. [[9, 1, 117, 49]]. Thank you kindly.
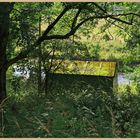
[[0, 3, 10, 102]]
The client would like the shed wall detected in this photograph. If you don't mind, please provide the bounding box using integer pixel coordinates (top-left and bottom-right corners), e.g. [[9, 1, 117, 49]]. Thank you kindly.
[[48, 73, 114, 94]]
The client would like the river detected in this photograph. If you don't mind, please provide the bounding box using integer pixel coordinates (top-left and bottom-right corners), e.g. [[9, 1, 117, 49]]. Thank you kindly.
[[13, 67, 131, 85]]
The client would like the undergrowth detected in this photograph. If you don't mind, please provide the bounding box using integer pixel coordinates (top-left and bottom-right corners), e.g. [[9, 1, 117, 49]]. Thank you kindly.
[[1, 82, 140, 137]]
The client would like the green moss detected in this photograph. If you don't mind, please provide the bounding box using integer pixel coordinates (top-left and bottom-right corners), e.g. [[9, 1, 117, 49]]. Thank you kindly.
[[51, 60, 117, 77]]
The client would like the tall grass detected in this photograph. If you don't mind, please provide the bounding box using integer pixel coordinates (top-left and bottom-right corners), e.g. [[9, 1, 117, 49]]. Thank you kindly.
[[1, 80, 140, 137]]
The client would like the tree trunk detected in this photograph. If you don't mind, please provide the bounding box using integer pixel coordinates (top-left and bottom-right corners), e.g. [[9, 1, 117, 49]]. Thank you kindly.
[[0, 69, 7, 102], [44, 69, 48, 95], [38, 16, 42, 95], [0, 3, 10, 102]]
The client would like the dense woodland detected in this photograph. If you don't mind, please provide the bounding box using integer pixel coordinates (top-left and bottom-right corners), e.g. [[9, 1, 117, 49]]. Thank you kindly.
[[0, 2, 140, 137]]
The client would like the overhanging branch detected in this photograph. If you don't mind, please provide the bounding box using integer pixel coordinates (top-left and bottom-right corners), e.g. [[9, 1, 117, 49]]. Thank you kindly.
[[71, 8, 82, 29], [7, 5, 140, 68], [93, 3, 140, 25], [42, 6, 70, 37]]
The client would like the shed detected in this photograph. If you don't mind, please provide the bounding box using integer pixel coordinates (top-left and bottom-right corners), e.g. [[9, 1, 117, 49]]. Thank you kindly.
[[48, 60, 118, 94]]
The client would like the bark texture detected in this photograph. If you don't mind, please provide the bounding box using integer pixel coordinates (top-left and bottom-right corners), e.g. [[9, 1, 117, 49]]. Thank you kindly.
[[0, 3, 10, 102]]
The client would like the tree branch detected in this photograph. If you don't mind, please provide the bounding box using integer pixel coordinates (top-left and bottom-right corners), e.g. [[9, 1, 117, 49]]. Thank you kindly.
[[41, 6, 70, 37], [7, 5, 140, 68], [109, 16, 133, 25], [93, 2, 107, 13], [6, 48, 31, 69], [113, 12, 140, 17], [6, 6, 69, 68], [40, 13, 135, 41], [93, 2, 140, 25], [71, 8, 82, 29], [39, 15, 110, 41]]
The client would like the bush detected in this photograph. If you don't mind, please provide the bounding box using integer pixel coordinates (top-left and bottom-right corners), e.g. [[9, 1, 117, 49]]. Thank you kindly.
[[2, 81, 140, 137]]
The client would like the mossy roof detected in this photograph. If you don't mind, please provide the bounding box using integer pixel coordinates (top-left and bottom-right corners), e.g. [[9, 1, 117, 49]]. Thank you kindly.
[[51, 60, 117, 77]]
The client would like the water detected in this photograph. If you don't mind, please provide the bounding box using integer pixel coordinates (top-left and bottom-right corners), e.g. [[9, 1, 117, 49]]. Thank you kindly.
[[13, 66, 30, 78], [13, 66, 131, 85], [118, 73, 131, 85]]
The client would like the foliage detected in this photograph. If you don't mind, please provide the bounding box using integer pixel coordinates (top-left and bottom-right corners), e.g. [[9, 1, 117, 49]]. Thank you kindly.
[[1, 81, 140, 138], [1, 2, 140, 138]]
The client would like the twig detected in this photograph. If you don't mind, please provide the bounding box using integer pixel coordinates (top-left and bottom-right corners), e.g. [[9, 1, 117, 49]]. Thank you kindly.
[[34, 116, 51, 134]]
